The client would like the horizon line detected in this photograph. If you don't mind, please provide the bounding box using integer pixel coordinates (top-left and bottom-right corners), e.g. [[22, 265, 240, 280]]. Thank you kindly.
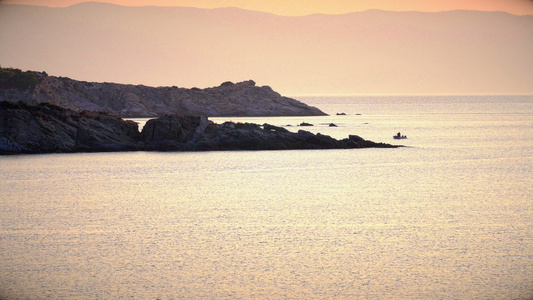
[[2, 2, 532, 17], [288, 93, 533, 98]]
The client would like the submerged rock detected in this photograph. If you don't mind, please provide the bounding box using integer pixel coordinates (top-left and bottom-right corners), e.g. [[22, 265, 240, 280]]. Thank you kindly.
[[0, 101, 399, 155]]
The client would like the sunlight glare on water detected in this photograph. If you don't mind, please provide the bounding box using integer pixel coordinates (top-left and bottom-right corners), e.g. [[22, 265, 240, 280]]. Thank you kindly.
[[0, 95, 532, 299]]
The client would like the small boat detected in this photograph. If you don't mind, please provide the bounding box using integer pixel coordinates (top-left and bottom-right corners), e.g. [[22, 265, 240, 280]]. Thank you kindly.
[[393, 132, 407, 139]]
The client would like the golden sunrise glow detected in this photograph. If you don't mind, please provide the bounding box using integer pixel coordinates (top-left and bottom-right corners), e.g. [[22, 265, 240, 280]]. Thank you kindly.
[[2, 0, 533, 15], [2, 0, 532, 95]]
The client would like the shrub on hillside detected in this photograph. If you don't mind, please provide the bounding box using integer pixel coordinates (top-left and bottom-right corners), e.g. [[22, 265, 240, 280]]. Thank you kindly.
[[0, 67, 38, 90]]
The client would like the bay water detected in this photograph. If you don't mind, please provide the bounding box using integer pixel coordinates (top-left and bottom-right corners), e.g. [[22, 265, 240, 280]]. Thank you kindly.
[[1, 95, 532, 299]]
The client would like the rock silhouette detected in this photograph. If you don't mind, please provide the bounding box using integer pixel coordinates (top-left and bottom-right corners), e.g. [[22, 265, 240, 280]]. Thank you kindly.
[[0, 101, 398, 155]]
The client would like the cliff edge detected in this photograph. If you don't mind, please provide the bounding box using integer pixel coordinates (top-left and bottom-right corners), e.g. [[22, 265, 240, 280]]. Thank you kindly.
[[0, 68, 326, 117]]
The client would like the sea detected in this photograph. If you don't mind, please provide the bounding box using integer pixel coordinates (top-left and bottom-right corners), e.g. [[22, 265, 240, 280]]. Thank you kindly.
[[1, 95, 532, 299]]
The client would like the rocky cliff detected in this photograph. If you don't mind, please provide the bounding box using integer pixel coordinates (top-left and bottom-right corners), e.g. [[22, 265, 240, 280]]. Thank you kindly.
[[0, 68, 326, 117], [0, 101, 139, 154], [0, 101, 396, 155]]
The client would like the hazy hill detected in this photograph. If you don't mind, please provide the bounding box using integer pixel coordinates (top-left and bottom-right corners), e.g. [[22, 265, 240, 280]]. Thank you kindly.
[[1, 3, 532, 95], [0, 68, 326, 117]]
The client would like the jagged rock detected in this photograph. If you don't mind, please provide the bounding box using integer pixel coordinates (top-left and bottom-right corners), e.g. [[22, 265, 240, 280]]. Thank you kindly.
[[0, 69, 327, 117], [263, 123, 289, 133], [0, 101, 139, 154], [0, 101, 398, 155], [192, 122, 399, 151], [141, 115, 209, 151]]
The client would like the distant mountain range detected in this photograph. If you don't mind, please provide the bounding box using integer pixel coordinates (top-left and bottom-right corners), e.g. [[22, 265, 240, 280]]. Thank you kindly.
[[1, 3, 532, 95]]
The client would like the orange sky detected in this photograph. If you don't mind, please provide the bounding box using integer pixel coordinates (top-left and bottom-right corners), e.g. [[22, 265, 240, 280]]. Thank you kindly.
[[2, 0, 533, 15]]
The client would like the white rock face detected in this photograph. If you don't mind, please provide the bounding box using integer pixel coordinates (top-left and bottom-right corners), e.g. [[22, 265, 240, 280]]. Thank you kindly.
[[0, 74, 327, 117]]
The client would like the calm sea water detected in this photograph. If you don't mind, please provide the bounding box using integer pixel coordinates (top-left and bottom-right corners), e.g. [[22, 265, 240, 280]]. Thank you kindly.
[[1, 95, 532, 299]]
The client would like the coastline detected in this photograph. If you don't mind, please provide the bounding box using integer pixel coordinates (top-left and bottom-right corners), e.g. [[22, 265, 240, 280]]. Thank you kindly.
[[0, 101, 399, 155]]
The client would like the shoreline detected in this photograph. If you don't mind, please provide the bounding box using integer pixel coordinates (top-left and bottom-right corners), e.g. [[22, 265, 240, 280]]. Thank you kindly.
[[0, 101, 400, 155]]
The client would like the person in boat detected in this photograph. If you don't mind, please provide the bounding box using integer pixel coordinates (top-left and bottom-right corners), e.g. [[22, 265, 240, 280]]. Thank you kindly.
[[396, 132, 402, 137]]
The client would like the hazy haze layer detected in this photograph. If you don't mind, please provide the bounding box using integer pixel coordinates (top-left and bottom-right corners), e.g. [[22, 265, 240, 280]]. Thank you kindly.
[[3, 0, 533, 16], [1, 3, 532, 95]]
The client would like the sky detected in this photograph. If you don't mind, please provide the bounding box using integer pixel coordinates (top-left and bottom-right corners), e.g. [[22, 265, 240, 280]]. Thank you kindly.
[[1, 0, 532, 95], [2, 0, 533, 15]]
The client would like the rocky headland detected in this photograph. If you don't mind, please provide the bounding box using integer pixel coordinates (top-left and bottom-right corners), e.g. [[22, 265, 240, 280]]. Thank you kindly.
[[0, 101, 398, 155], [0, 68, 326, 117]]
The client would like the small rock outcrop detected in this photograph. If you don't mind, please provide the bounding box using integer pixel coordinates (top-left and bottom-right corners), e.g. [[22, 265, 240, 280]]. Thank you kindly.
[[0, 101, 398, 155], [0, 68, 327, 117], [141, 115, 209, 151]]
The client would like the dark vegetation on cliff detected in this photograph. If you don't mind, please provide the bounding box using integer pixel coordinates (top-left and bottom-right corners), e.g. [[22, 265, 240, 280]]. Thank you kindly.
[[0, 101, 398, 155], [0, 67, 38, 91], [0, 67, 326, 118]]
